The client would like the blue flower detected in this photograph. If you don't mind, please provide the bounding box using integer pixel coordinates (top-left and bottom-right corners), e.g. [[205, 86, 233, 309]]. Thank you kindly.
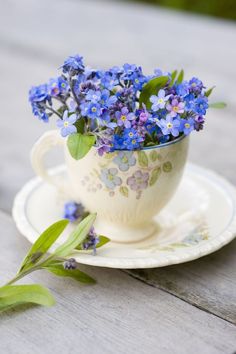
[[48, 77, 69, 96], [86, 89, 101, 103], [100, 168, 122, 189], [150, 89, 170, 111], [32, 103, 49, 122], [61, 54, 84, 75], [180, 118, 195, 135], [112, 134, 128, 150], [80, 102, 101, 118], [57, 110, 77, 137], [175, 81, 189, 97], [193, 96, 209, 115], [154, 68, 170, 78], [100, 89, 117, 107], [184, 93, 195, 110], [124, 128, 144, 150], [29, 84, 48, 102], [189, 77, 203, 94], [101, 71, 119, 90], [113, 151, 136, 171], [158, 116, 181, 137], [63, 201, 85, 222]]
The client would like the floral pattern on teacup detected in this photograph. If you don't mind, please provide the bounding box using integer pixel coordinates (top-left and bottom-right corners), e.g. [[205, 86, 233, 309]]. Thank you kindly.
[[81, 150, 173, 199]]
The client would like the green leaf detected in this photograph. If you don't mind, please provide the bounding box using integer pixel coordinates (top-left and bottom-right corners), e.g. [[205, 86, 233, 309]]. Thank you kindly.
[[139, 76, 169, 109], [149, 167, 161, 186], [119, 186, 129, 198], [19, 219, 69, 273], [170, 70, 177, 86], [44, 264, 95, 284], [76, 235, 110, 250], [209, 102, 226, 109], [96, 235, 110, 248], [53, 213, 96, 257], [74, 117, 85, 134], [137, 151, 148, 167], [0, 284, 55, 312], [149, 150, 158, 162], [205, 86, 215, 97], [176, 70, 184, 84], [163, 161, 173, 173], [67, 133, 96, 160]]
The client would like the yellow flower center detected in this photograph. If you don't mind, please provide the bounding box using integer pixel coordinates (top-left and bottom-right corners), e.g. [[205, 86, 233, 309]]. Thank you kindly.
[[167, 123, 173, 129], [108, 174, 114, 181], [128, 132, 134, 138], [122, 156, 128, 163], [158, 98, 164, 104], [121, 115, 127, 121], [64, 121, 69, 127], [91, 107, 97, 112], [173, 106, 179, 112], [132, 139, 136, 145]]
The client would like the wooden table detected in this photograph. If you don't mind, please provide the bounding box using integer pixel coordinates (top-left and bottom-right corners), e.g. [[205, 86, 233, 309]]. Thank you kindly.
[[0, 1, 235, 353]]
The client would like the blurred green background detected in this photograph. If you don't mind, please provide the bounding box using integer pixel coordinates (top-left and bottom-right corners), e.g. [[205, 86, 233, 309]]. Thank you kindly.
[[135, 0, 236, 20]]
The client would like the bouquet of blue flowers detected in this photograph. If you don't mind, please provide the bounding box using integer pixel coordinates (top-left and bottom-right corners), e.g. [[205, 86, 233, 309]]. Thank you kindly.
[[29, 54, 224, 159]]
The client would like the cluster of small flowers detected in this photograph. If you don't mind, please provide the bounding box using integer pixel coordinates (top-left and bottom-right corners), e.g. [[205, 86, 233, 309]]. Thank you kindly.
[[29, 54, 209, 153]]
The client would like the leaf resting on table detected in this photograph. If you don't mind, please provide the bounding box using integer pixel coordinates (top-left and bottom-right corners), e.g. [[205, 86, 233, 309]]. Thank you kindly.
[[43, 264, 95, 284], [0, 284, 55, 312]]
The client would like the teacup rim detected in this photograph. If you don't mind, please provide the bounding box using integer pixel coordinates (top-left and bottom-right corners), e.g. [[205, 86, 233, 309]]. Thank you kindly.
[[108, 134, 187, 153]]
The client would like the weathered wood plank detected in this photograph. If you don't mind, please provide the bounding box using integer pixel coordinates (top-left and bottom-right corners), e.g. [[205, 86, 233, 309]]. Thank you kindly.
[[125, 237, 236, 324], [0, 211, 236, 354]]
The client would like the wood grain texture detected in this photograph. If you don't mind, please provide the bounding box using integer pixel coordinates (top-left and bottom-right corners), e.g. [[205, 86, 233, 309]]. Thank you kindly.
[[0, 211, 236, 354], [125, 238, 236, 324]]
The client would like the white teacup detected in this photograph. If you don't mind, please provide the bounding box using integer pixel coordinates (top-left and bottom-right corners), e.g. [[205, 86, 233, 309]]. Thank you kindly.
[[31, 130, 189, 243]]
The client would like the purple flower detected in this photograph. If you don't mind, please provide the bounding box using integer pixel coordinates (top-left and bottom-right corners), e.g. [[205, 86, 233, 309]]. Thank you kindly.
[[115, 107, 135, 128], [63, 258, 78, 270], [48, 77, 69, 96], [166, 98, 185, 117], [61, 54, 84, 75], [180, 118, 195, 135], [194, 115, 205, 131], [158, 116, 181, 137], [63, 201, 85, 222], [82, 227, 100, 255], [57, 110, 77, 137], [127, 170, 149, 191], [150, 89, 170, 111]]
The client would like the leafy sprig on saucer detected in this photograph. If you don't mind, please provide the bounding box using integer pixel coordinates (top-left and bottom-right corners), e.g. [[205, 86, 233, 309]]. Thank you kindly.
[[0, 214, 109, 312]]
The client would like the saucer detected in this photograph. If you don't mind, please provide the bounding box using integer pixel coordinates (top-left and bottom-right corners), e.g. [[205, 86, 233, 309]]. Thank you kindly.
[[12, 163, 236, 269]]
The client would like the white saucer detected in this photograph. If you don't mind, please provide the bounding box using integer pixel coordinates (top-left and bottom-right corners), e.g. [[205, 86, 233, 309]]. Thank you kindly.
[[12, 163, 236, 269]]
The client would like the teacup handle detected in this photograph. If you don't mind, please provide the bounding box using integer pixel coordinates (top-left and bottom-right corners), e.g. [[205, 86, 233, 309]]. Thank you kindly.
[[31, 130, 68, 195]]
